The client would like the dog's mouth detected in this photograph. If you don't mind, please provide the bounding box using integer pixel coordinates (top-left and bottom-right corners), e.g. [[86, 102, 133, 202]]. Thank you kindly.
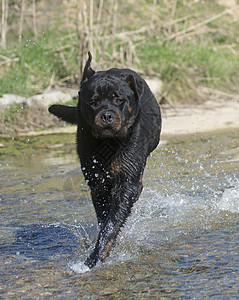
[[93, 128, 117, 138], [93, 110, 123, 137]]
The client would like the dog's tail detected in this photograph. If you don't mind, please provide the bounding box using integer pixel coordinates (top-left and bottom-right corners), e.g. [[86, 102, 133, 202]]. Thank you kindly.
[[48, 104, 77, 125]]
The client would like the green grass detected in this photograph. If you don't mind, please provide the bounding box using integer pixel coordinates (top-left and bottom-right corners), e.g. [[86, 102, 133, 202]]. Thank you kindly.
[[0, 133, 75, 156], [137, 37, 239, 102], [2, 103, 24, 124], [2, 33, 238, 103], [0, 0, 238, 104], [0, 31, 78, 97]]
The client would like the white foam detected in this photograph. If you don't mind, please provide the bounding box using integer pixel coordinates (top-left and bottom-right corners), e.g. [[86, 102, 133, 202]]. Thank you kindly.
[[69, 182, 239, 270], [69, 261, 90, 274], [217, 184, 239, 213]]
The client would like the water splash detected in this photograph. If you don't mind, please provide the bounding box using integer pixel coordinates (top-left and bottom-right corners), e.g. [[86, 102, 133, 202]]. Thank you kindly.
[[217, 181, 239, 213], [111, 175, 239, 262], [69, 261, 90, 274]]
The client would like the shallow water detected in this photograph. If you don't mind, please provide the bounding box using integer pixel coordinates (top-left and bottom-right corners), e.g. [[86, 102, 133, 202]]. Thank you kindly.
[[0, 129, 239, 299]]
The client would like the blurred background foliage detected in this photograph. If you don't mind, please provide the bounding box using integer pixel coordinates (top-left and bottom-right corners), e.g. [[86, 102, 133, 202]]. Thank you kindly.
[[0, 0, 238, 104]]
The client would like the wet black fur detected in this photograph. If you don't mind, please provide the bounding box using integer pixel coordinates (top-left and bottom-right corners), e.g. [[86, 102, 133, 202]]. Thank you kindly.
[[48, 52, 161, 268]]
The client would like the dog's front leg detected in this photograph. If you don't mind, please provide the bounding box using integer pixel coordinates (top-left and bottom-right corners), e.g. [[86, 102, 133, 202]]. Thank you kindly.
[[85, 181, 142, 268]]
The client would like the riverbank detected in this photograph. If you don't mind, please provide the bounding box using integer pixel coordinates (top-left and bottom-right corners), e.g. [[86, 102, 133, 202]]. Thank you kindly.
[[3, 86, 239, 138], [161, 86, 239, 137], [0, 85, 238, 146]]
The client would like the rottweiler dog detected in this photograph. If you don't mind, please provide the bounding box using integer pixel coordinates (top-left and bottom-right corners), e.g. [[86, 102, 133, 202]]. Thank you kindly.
[[49, 52, 161, 268]]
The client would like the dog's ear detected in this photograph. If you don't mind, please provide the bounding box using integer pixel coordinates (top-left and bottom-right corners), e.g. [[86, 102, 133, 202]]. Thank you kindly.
[[125, 74, 144, 102], [82, 51, 95, 83], [48, 104, 77, 124]]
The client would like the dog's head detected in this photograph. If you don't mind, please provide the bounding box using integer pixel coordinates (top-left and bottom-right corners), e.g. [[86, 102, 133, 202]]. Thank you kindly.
[[49, 52, 143, 138], [80, 53, 143, 138]]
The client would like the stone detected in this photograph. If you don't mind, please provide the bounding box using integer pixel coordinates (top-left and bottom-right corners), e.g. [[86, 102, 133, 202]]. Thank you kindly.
[[0, 94, 26, 106], [27, 90, 72, 108], [145, 77, 163, 96]]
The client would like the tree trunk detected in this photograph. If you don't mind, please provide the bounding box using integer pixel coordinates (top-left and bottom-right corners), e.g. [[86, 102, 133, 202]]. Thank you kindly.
[[1, 0, 8, 49], [77, 0, 93, 80], [33, 0, 37, 38], [19, 0, 25, 43]]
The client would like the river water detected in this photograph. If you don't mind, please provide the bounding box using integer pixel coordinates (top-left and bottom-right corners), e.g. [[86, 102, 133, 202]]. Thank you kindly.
[[0, 129, 239, 299]]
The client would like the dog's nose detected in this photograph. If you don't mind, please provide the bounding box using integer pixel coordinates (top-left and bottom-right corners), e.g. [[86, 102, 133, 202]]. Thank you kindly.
[[101, 111, 114, 125]]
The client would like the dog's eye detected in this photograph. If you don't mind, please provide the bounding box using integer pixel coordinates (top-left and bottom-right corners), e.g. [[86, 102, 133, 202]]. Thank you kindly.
[[90, 101, 97, 108], [115, 99, 123, 105]]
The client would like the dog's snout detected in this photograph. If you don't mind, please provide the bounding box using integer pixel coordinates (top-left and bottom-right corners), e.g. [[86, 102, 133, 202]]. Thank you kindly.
[[101, 111, 114, 125]]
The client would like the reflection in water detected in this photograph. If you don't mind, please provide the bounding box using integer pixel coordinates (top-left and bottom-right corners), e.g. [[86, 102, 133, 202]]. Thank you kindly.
[[0, 130, 239, 298], [1, 224, 79, 259]]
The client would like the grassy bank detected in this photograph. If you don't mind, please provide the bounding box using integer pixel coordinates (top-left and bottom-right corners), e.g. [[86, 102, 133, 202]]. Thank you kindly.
[[0, 133, 76, 157], [0, 0, 238, 103]]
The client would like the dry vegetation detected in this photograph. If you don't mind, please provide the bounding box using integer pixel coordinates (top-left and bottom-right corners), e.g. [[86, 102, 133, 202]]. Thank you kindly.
[[0, 0, 239, 135], [1, 1, 239, 97]]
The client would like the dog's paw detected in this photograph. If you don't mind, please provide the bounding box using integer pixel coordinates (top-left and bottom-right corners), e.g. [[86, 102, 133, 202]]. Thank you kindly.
[[84, 255, 99, 269]]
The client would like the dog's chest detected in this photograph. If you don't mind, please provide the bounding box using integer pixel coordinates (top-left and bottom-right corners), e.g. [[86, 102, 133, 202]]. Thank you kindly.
[[81, 137, 125, 185], [93, 138, 122, 169]]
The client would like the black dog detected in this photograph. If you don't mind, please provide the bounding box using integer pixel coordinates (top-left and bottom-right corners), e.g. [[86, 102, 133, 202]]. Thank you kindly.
[[49, 52, 161, 268]]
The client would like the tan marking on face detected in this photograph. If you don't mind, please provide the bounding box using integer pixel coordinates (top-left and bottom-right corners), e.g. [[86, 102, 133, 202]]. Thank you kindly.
[[95, 113, 104, 128], [94, 112, 122, 132], [103, 240, 113, 262], [112, 114, 122, 131], [128, 105, 133, 114]]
